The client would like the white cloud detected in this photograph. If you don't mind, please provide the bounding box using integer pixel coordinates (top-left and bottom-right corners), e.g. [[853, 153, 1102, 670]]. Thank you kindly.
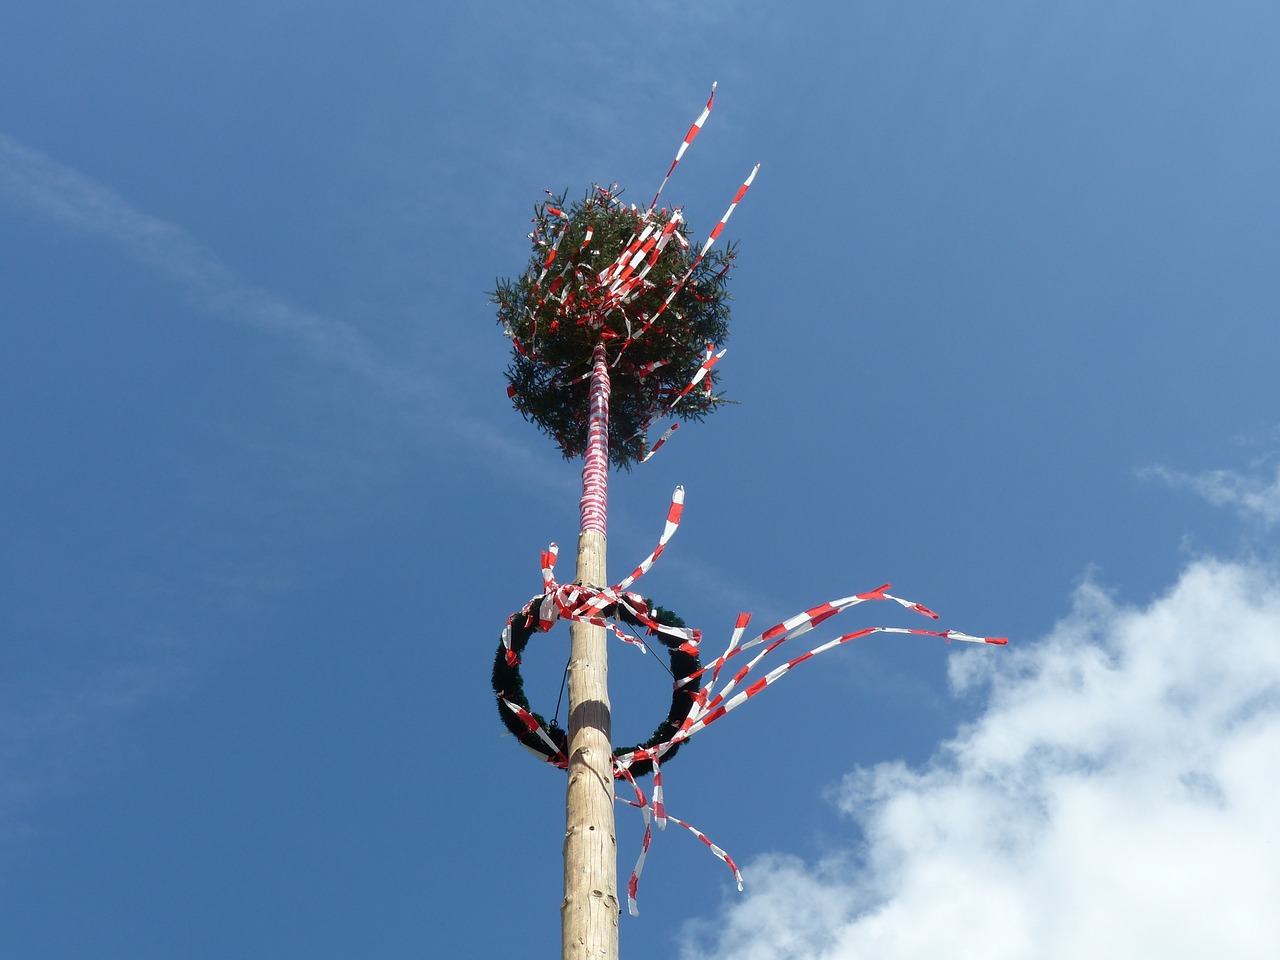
[[1147, 463, 1280, 528], [681, 557, 1280, 959]]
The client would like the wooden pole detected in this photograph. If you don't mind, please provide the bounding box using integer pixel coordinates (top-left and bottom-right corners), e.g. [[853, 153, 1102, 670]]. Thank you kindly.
[[562, 343, 619, 960]]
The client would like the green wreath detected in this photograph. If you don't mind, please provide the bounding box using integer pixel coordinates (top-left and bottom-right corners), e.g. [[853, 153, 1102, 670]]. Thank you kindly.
[[492, 595, 702, 778]]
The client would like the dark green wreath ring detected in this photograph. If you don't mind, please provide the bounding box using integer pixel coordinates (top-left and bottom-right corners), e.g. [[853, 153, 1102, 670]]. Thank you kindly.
[[493, 594, 702, 779]]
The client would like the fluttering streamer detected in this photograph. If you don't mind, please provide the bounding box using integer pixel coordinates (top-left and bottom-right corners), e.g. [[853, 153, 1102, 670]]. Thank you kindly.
[[493, 488, 1006, 913], [490, 83, 1005, 919], [492, 84, 755, 467]]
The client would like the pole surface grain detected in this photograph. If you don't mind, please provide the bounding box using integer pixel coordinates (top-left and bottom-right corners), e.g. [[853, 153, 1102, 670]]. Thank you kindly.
[[561, 532, 618, 959], [562, 343, 618, 960]]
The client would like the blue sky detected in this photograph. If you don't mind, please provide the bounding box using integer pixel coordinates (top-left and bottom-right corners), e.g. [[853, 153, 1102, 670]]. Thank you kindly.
[[3, 2, 1279, 957]]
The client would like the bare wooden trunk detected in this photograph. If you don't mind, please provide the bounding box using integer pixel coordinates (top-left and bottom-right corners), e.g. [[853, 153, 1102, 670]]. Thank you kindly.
[[561, 341, 618, 960], [561, 529, 619, 959]]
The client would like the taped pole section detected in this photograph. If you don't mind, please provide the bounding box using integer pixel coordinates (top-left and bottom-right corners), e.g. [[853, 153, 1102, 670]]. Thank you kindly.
[[562, 342, 619, 960]]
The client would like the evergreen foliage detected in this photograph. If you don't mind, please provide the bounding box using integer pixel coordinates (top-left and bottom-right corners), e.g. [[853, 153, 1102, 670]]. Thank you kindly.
[[492, 186, 736, 468]]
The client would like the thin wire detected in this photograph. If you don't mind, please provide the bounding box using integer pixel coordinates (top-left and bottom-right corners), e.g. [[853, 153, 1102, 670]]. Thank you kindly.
[[554, 622, 677, 727], [552, 655, 571, 726], [625, 622, 677, 680]]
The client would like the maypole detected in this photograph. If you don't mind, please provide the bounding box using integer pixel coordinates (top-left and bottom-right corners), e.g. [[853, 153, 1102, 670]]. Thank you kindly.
[[489, 84, 1006, 958], [492, 116, 739, 950]]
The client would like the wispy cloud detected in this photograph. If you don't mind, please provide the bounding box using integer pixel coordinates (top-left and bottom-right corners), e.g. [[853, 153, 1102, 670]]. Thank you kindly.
[[1145, 462, 1280, 527], [0, 654, 188, 844], [681, 556, 1280, 959], [0, 131, 573, 492], [0, 132, 578, 838], [0, 132, 429, 398]]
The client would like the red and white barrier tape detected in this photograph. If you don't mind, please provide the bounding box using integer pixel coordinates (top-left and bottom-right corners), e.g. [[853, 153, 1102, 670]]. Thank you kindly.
[[661, 592, 1006, 750], [507, 489, 1005, 912], [501, 697, 569, 768], [650, 81, 717, 211], [502, 487, 698, 666], [633, 163, 760, 346], [617, 758, 743, 916], [615, 486, 685, 591], [609, 579, 1002, 912], [508, 87, 758, 462], [640, 422, 679, 463], [628, 344, 725, 461], [579, 343, 610, 537]]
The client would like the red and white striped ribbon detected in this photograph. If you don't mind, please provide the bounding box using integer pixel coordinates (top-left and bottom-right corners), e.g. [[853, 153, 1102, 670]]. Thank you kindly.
[[609, 591, 1000, 910], [579, 343, 610, 537], [520, 487, 695, 653], [629, 347, 726, 461], [651, 752, 667, 828], [640, 422, 679, 463], [508, 489, 1005, 913], [617, 761, 742, 916], [660, 590, 1006, 746], [625, 784, 653, 915], [500, 698, 568, 767], [506, 88, 761, 466], [597, 219, 657, 292], [650, 81, 717, 211], [665, 344, 725, 415], [662, 813, 743, 896], [523, 530, 1007, 762], [593, 209, 686, 331], [712, 611, 753, 685], [502, 683, 741, 916], [533, 218, 569, 290], [699, 163, 759, 256], [614, 486, 685, 591], [539, 544, 559, 599], [631, 163, 761, 347], [635, 357, 669, 378]]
